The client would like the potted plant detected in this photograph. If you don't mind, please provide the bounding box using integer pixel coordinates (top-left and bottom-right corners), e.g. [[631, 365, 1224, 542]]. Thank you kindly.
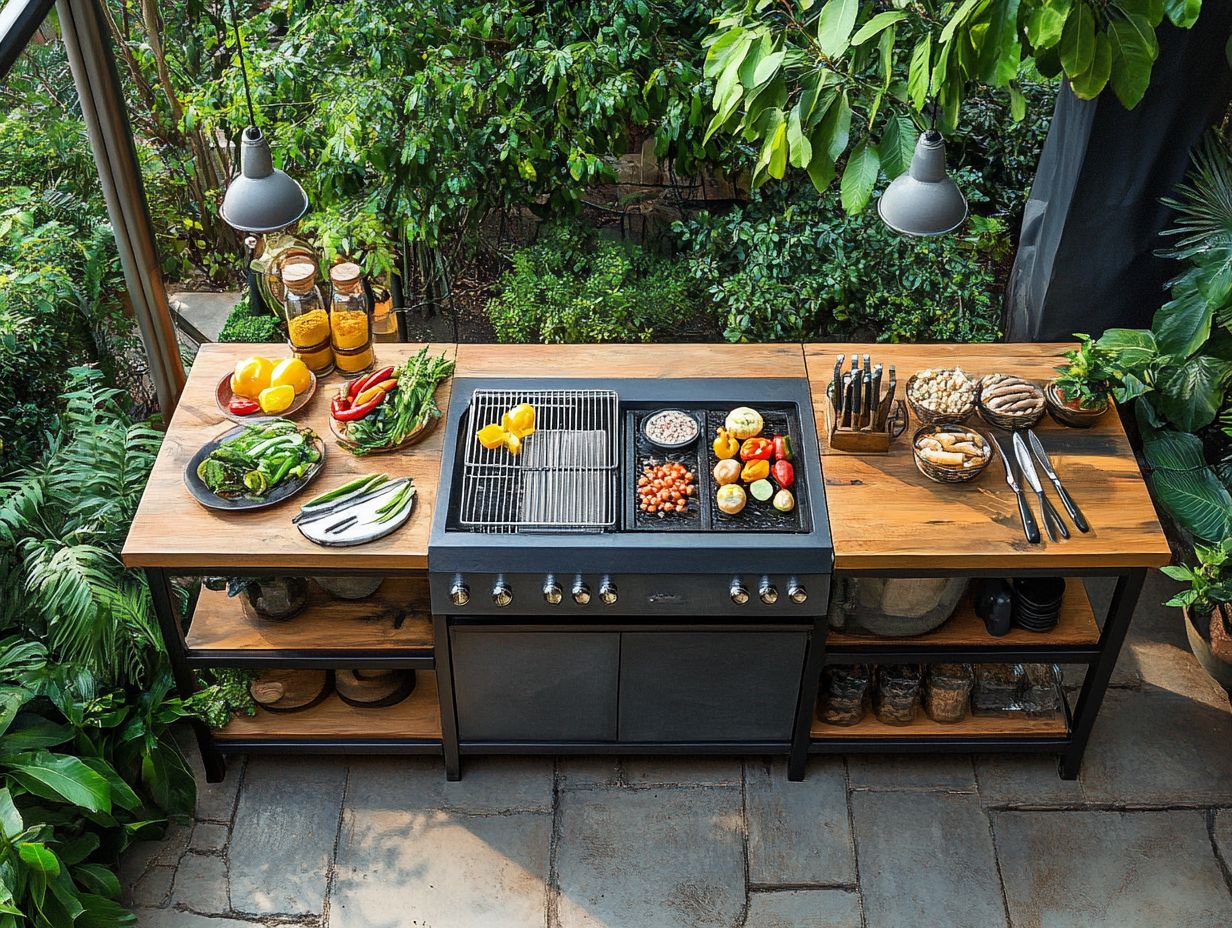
[[1046, 334, 1116, 427], [1163, 539, 1232, 691]]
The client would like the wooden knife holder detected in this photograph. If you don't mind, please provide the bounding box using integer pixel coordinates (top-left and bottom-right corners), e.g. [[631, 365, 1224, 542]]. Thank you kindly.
[[824, 382, 908, 454]]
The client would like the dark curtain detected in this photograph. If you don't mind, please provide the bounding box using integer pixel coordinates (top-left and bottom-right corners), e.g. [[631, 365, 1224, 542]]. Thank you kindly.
[[1006, 9, 1232, 341]]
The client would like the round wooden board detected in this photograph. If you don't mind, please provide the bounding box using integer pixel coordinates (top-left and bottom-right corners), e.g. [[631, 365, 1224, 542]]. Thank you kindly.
[[250, 669, 332, 713], [184, 419, 327, 512], [216, 370, 317, 421], [335, 669, 416, 708]]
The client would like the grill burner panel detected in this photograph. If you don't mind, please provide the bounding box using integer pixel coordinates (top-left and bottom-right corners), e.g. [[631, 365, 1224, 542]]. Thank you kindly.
[[459, 389, 619, 533]]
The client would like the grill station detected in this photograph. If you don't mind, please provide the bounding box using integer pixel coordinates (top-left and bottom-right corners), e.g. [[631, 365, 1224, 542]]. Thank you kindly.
[[429, 376, 833, 756]]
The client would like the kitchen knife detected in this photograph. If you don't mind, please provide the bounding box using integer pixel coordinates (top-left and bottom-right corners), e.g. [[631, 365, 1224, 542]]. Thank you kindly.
[[989, 434, 1040, 544], [871, 364, 883, 426], [841, 373, 853, 428], [851, 367, 862, 420], [862, 354, 871, 377], [1013, 432, 1068, 542], [1027, 429, 1089, 533], [833, 354, 844, 401], [862, 371, 873, 429]]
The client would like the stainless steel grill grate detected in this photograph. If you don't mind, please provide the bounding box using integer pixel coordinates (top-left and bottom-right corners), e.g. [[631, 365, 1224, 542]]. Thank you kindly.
[[459, 389, 620, 532]]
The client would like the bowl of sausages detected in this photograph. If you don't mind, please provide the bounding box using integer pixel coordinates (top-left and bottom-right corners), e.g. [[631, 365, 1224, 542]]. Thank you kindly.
[[912, 424, 992, 484], [976, 374, 1046, 429]]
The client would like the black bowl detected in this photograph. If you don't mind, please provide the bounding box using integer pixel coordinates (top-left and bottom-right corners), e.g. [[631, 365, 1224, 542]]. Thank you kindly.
[[1013, 577, 1066, 607]]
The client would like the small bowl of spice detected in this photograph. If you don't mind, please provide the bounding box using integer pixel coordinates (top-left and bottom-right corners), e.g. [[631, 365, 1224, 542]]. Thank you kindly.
[[642, 408, 700, 450]]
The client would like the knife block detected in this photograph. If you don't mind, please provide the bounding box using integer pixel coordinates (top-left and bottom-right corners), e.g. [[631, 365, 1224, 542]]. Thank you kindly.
[[824, 383, 908, 454]]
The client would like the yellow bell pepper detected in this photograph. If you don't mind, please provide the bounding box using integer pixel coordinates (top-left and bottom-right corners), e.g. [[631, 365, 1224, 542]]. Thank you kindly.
[[740, 459, 770, 483], [713, 427, 740, 460], [477, 424, 507, 450], [503, 431, 522, 455], [501, 403, 536, 438]]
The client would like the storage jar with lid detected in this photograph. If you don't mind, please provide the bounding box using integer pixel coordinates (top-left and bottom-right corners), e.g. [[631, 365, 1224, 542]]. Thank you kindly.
[[282, 261, 334, 375], [329, 262, 374, 375]]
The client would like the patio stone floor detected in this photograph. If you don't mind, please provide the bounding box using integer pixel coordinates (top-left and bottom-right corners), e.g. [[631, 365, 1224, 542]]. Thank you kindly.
[[126, 570, 1232, 927]]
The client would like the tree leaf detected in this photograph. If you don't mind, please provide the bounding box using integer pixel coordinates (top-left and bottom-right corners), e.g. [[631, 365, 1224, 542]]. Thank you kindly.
[[840, 139, 881, 214], [787, 103, 813, 168], [806, 146, 837, 193], [977, 0, 1023, 86], [939, 0, 984, 45], [1069, 31, 1111, 99], [0, 789, 22, 841], [878, 113, 917, 179], [851, 10, 907, 45], [907, 35, 931, 110], [752, 50, 786, 87], [18, 843, 60, 876], [768, 115, 789, 179], [704, 28, 748, 79], [820, 90, 852, 160], [1009, 82, 1027, 121], [5, 753, 111, 814], [798, 70, 834, 127], [1108, 13, 1159, 108], [817, 0, 859, 58], [1163, 0, 1201, 28], [1026, 0, 1072, 49], [1156, 355, 1232, 432], [1060, 3, 1095, 78]]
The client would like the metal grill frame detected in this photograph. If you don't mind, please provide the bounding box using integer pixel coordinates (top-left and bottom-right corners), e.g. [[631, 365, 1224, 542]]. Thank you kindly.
[[459, 388, 619, 532]]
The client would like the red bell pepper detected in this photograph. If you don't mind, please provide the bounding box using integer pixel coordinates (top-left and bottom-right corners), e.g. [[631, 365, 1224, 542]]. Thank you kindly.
[[349, 365, 395, 400], [772, 459, 795, 489], [228, 396, 260, 416], [773, 434, 794, 462], [739, 437, 774, 462], [333, 388, 386, 421]]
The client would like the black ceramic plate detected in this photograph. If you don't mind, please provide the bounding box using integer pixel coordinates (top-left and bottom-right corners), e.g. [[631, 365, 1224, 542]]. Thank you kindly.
[[184, 419, 327, 512]]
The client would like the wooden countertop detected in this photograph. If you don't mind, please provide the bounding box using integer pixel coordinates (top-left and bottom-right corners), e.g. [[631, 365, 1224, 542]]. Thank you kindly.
[[805, 342, 1171, 571], [122, 343, 454, 571], [123, 341, 1169, 573]]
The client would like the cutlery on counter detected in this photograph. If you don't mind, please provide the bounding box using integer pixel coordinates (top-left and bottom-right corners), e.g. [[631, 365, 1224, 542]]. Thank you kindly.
[[1027, 429, 1089, 533], [989, 434, 1040, 544], [1013, 432, 1068, 542]]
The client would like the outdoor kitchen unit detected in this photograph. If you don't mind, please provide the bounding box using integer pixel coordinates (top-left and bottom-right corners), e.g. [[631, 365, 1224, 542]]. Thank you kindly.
[[429, 377, 833, 760]]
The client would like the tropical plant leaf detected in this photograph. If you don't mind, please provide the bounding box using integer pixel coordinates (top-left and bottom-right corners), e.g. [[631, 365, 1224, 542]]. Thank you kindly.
[[907, 35, 931, 110], [1155, 355, 1232, 432], [6, 752, 111, 814], [0, 789, 23, 841], [1163, 0, 1201, 28], [878, 114, 917, 179], [1153, 278, 1214, 358], [816, 0, 859, 58], [851, 10, 906, 45], [1026, 0, 1072, 49], [1060, 3, 1096, 78], [1069, 31, 1111, 99], [1096, 327, 1158, 370], [1143, 428, 1207, 471], [1107, 13, 1159, 108], [840, 140, 880, 214], [1151, 466, 1232, 542]]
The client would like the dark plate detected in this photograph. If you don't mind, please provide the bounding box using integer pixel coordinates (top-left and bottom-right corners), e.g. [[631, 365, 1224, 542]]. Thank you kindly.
[[184, 419, 327, 511], [641, 408, 701, 450]]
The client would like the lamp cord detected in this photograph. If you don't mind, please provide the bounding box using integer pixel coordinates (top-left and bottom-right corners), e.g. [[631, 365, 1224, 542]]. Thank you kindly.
[[228, 0, 258, 129], [929, 96, 939, 132]]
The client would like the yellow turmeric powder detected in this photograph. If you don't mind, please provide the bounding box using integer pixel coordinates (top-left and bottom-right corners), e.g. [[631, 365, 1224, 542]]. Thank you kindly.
[[287, 309, 334, 373], [331, 309, 373, 374]]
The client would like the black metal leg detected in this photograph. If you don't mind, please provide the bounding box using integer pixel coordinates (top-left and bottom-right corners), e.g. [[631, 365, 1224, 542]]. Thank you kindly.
[[146, 569, 227, 783], [787, 614, 828, 781], [433, 612, 461, 781], [1060, 569, 1146, 779]]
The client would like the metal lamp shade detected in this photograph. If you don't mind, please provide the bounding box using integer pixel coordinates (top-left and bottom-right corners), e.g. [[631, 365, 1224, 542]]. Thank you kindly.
[[220, 126, 308, 234], [877, 130, 967, 237]]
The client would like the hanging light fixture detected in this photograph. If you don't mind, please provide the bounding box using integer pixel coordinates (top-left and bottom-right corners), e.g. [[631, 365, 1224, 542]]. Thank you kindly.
[[877, 102, 967, 237], [219, 0, 307, 233]]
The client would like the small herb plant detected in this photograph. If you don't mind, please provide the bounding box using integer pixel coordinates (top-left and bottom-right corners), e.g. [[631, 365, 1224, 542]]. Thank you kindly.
[[1053, 335, 1117, 409], [1163, 539, 1232, 616]]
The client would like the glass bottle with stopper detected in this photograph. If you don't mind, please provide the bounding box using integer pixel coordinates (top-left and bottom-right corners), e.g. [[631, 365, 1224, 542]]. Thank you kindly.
[[281, 261, 334, 376], [328, 262, 375, 376]]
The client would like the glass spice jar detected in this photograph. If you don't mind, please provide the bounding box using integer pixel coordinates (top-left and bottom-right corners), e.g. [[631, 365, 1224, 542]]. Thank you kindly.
[[282, 261, 334, 376], [329, 262, 374, 376], [371, 279, 397, 336]]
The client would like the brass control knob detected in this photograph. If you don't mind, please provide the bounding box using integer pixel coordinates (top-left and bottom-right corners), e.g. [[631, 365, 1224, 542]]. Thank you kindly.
[[788, 581, 808, 605], [543, 578, 563, 605], [599, 579, 618, 605], [572, 580, 592, 605], [492, 582, 513, 608], [730, 579, 750, 605], [449, 582, 470, 607], [759, 578, 779, 605]]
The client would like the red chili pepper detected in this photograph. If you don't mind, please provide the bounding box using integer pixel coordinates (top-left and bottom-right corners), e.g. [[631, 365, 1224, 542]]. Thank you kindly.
[[349, 365, 395, 400], [772, 459, 795, 489], [354, 384, 386, 406], [739, 437, 774, 462], [330, 395, 351, 418], [376, 377, 398, 393], [333, 388, 386, 421], [773, 434, 794, 462], [228, 396, 260, 416]]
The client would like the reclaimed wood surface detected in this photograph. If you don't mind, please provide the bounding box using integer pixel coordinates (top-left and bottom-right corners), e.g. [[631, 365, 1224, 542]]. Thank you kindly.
[[186, 577, 434, 657], [215, 671, 441, 741], [804, 343, 1170, 571], [811, 710, 1067, 739], [454, 342, 807, 379], [121, 343, 454, 570], [826, 576, 1099, 649]]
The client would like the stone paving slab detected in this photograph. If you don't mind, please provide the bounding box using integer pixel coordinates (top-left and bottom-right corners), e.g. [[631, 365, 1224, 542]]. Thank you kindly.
[[745, 758, 854, 887], [974, 754, 1086, 808], [136, 910, 259, 928], [1214, 809, 1232, 864], [558, 756, 622, 789], [168, 851, 228, 914], [621, 756, 742, 787], [189, 821, 228, 852], [850, 790, 1008, 928], [555, 786, 746, 928], [347, 755, 554, 813], [227, 757, 347, 916], [744, 889, 862, 928], [331, 807, 552, 928], [994, 810, 1232, 928], [847, 754, 976, 791]]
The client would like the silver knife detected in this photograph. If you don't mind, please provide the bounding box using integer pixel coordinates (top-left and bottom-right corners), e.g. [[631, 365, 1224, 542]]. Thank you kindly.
[[1027, 430, 1089, 533], [989, 434, 1039, 544], [1013, 432, 1068, 542]]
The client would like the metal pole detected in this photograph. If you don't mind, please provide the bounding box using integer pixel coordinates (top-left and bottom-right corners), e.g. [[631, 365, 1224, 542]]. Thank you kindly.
[[57, 0, 185, 419]]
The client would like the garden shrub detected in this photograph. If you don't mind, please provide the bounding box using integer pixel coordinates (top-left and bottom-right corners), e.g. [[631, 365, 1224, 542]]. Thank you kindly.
[[487, 224, 696, 343], [218, 292, 283, 344]]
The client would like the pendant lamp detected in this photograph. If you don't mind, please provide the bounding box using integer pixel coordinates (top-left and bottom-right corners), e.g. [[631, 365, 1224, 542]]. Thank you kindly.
[[877, 128, 967, 237], [218, 0, 307, 233]]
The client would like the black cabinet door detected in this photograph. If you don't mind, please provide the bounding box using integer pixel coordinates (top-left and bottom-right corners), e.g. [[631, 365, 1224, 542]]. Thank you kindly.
[[451, 630, 620, 741], [618, 632, 807, 742]]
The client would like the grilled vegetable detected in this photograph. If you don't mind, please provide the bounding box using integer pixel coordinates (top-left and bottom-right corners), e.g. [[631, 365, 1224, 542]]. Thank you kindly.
[[739, 437, 773, 462], [773, 488, 796, 512], [196, 419, 320, 500], [773, 434, 794, 462], [724, 407, 764, 440], [772, 460, 795, 489], [740, 459, 770, 483], [713, 459, 742, 486], [749, 479, 774, 502], [716, 483, 747, 514], [713, 427, 740, 460]]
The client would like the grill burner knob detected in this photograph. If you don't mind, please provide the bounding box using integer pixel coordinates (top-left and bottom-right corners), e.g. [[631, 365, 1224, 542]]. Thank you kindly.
[[599, 579, 618, 605], [788, 581, 808, 605], [730, 580, 750, 605], [449, 582, 470, 607], [492, 582, 513, 608], [759, 579, 779, 605], [543, 579, 563, 605], [572, 580, 592, 605]]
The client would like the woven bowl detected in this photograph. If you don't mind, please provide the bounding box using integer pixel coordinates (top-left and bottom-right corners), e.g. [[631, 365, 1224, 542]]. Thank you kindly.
[[906, 373, 976, 425], [975, 377, 1046, 430], [912, 424, 992, 484], [1044, 381, 1109, 428]]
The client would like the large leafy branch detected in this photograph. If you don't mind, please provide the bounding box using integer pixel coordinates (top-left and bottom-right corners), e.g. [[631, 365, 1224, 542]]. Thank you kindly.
[[703, 0, 1201, 212]]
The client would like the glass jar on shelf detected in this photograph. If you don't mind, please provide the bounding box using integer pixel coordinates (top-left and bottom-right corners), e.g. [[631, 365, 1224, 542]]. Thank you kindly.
[[329, 262, 375, 376], [281, 261, 334, 376], [371, 278, 397, 337]]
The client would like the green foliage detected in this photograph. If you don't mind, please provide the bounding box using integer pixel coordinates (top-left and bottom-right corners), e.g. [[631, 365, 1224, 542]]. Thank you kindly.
[[487, 224, 696, 344], [184, 669, 256, 731], [674, 178, 1003, 343], [1053, 334, 1117, 409], [218, 292, 283, 344], [702, 0, 1198, 204], [1163, 538, 1232, 614]]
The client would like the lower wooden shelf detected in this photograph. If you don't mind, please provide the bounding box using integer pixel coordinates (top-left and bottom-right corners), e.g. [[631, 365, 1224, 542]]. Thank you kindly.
[[811, 711, 1067, 740], [214, 671, 442, 744]]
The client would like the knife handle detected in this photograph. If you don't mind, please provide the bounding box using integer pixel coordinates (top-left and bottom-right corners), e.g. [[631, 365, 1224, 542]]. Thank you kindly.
[[1054, 481, 1089, 533], [1041, 492, 1068, 540], [1017, 492, 1041, 544]]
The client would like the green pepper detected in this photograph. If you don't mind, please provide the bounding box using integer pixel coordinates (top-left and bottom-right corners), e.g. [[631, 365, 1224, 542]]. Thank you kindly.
[[773, 434, 794, 462]]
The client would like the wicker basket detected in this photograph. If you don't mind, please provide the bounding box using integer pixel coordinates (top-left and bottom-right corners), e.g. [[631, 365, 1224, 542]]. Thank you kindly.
[[912, 424, 992, 484], [906, 373, 975, 425], [975, 378, 1046, 430], [1044, 381, 1109, 428]]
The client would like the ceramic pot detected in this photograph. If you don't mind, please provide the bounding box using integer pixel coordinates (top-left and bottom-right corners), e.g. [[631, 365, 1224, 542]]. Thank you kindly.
[[241, 577, 309, 621], [313, 576, 385, 600], [1044, 381, 1108, 428], [1184, 603, 1232, 693]]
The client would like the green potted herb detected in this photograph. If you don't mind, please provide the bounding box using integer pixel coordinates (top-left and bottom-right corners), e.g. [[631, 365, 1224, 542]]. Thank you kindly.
[[1163, 539, 1232, 691], [1046, 334, 1116, 427]]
